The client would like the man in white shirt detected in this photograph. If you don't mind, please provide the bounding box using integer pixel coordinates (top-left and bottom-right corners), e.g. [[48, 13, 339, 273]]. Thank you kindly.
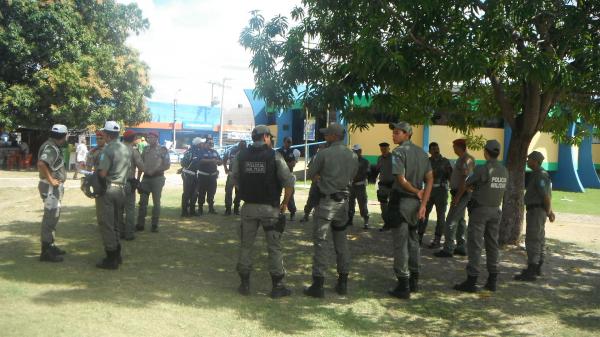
[[73, 139, 88, 179]]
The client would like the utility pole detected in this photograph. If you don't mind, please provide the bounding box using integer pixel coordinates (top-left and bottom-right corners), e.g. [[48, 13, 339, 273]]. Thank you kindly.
[[219, 77, 231, 148], [173, 89, 181, 149], [207, 81, 220, 107]]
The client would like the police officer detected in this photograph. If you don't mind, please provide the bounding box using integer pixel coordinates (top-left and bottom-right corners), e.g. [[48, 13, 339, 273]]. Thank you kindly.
[[387, 122, 433, 300], [304, 123, 358, 298], [120, 130, 144, 240], [276, 136, 298, 221], [347, 144, 370, 229], [224, 140, 247, 215], [96, 121, 132, 269], [137, 131, 170, 232], [376, 142, 394, 231], [434, 138, 475, 258], [418, 142, 452, 248], [37, 124, 69, 262], [233, 125, 295, 298], [197, 137, 222, 215], [86, 130, 105, 171], [180, 137, 203, 216], [454, 140, 507, 292], [515, 151, 555, 281]]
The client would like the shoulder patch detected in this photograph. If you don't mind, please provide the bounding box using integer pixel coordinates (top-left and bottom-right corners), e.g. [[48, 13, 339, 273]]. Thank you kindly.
[[40, 153, 48, 161]]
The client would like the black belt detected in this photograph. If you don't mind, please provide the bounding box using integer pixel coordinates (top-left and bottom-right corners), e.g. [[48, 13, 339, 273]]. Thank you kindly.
[[398, 192, 420, 200], [144, 173, 164, 178], [378, 181, 394, 188], [526, 204, 544, 211]]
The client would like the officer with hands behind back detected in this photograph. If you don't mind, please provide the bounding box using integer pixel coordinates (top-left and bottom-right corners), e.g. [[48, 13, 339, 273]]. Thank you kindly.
[[233, 125, 295, 298]]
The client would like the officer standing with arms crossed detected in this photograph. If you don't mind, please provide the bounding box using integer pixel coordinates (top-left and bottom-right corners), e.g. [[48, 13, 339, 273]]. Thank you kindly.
[[197, 137, 222, 215], [304, 123, 358, 298], [387, 122, 433, 300], [137, 131, 170, 232], [224, 140, 247, 215], [418, 142, 453, 248], [180, 137, 202, 217], [120, 130, 144, 240], [233, 125, 294, 298], [96, 121, 132, 269], [375, 142, 394, 231], [434, 139, 475, 258], [514, 151, 555, 281], [454, 140, 507, 292], [37, 124, 69, 262], [347, 144, 370, 229]]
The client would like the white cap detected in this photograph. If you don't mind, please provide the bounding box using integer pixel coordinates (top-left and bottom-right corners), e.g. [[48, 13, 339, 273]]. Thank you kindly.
[[192, 137, 203, 145], [104, 121, 120, 132], [292, 148, 301, 159], [51, 124, 68, 134], [352, 144, 361, 151]]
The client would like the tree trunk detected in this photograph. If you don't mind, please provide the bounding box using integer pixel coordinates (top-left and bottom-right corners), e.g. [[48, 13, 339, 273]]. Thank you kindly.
[[499, 130, 533, 245]]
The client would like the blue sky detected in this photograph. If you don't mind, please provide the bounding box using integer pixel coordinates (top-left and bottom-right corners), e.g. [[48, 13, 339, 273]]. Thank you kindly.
[[119, 0, 298, 107]]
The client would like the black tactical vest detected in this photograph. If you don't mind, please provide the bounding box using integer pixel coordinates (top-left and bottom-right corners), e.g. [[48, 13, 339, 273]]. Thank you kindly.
[[238, 145, 281, 207]]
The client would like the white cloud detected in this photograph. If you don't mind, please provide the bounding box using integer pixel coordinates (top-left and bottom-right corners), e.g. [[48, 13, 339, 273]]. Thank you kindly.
[[119, 0, 299, 108]]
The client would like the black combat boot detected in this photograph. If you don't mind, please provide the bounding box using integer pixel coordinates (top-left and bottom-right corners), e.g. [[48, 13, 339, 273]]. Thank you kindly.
[[40, 242, 63, 262], [536, 261, 543, 276], [238, 273, 250, 296], [388, 277, 410, 299], [208, 204, 217, 214], [409, 272, 419, 292], [484, 273, 498, 291], [135, 224, 144, 232], [116, 244, 123, 265], [335, 273, 348, 295], [289, 212, 295, 221], [224, 207, 232, 216], [434, 249, 453, 258], [514, 264, 537, 281], [363, 216, 370, 230], [96, 249, 119, 270], [428, 236, 441, 249], [233, 205, 240, 215], [50, 242, 66, 255], [270, 274, 292, 299], [303, 276, 325, 298], [454, 275, 478, 292]]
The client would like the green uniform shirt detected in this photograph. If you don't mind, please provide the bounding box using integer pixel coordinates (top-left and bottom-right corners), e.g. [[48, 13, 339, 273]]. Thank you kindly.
[[98, 140, 132, 185], [86, 145, 104, 171], [467, 159, 508, 207], [377, 154, 394, 183], [142, 145, 170, 176], [391, 140, 432, 196], [128, 143, 144, 179], [38, 139, 67, 181], [450, 152, 475, 190], [524, 169, 551, 205], [430, 155, 452, 185], [307, 140, 358, 195]]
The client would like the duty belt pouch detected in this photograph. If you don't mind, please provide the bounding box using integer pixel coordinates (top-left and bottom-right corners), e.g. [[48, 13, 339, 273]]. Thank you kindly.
[[383, 190, 403, 228]]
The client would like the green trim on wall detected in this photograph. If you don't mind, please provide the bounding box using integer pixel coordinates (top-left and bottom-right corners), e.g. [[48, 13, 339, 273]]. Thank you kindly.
[[363, 155, 379, 165], [364, 156, 560, 171]]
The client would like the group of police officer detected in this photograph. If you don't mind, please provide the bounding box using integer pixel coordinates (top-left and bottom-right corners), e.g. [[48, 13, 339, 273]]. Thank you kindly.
[[38, 122, 170, 269], [36, 120, 554, 299]]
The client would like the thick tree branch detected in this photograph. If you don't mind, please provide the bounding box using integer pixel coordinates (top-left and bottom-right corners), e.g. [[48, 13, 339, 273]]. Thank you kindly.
[[488, 71, 515, 129]]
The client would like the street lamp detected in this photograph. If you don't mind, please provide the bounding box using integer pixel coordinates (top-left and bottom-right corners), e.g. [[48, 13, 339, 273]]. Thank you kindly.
[[173, 88, 182, 149]]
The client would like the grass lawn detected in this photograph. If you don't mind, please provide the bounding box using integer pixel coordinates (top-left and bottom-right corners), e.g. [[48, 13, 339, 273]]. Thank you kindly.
[[0, 177, 599, 336]]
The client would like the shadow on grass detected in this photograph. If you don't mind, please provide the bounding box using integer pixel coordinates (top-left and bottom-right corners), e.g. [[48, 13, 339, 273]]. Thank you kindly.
[[1, 203, 599, 336]]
